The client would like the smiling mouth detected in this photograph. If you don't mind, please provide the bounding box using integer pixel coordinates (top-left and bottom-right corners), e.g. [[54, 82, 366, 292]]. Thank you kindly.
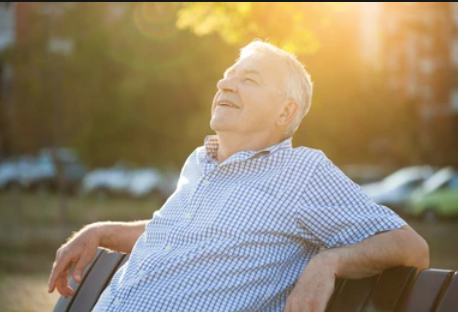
[[217, 101, 240, 109]]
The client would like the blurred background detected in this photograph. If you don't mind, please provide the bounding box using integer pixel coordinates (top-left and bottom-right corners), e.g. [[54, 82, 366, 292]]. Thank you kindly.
[[0, 2, 457, 311]]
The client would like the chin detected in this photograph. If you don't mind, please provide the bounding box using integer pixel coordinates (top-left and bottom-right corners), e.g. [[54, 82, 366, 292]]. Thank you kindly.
[[210, 118, 223, 130], [210, 114, 240, 131], [210, 121, 234, 132]]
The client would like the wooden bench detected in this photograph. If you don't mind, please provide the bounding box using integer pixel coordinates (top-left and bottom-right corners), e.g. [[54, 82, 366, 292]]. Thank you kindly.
[[53, 249, 458, 312]]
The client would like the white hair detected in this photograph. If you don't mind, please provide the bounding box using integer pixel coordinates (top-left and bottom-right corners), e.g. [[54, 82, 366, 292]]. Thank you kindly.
[[239, 39, 313, 138]]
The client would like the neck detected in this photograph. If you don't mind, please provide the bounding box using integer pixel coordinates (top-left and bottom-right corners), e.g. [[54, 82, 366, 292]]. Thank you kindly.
[[215, 131, 284, 164]]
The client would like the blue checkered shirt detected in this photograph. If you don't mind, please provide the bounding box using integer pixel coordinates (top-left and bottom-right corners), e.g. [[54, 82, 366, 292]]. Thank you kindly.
[[92, 135, 407, 312]]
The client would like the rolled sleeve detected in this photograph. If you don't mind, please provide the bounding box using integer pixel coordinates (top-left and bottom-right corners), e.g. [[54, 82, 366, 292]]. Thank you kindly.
[[297, 157, 407, 249]]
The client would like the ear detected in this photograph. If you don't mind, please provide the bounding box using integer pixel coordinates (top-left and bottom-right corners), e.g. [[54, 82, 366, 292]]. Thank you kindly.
[[276, 100, 299, 127]]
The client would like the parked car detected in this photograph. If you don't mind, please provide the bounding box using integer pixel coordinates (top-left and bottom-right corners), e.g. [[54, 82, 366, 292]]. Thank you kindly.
[[82, 164, 168, 201], [406, 167, 458, 222], [0, 148, 86, 195], [362, 166, 436, 212], [35, 148, 86, 194], [129, 169, 163, 199], [81, 164, 132, 199], [0, 159, 21, 191], [0, 155, 48, 192], [20, 154, 56, 192]]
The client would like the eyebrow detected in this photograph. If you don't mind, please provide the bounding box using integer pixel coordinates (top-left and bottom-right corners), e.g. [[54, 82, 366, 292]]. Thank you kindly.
[[224, 67, 264, 82]]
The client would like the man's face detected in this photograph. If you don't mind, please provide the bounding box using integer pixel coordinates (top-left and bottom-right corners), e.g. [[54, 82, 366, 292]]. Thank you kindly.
[[210, 52, 289, 137]]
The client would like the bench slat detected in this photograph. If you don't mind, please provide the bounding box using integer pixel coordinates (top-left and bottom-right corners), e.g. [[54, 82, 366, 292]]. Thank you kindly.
[[363, 266, 417, 312], [397, 269, 453, 312], [52, 249, 103, 312], [52, 248, 458, 312], [435, 271, 458, 312], [326, 275, 378, 312], [101, 253, 131, 293], [68, 250, 125, 312]]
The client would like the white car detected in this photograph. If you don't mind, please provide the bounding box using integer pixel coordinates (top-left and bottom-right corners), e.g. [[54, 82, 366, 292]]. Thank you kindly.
[[0, 156, 55, 191], [411, 167, 456, 197], [19, 155, 55, 190], [82, 165, 165, 200], [0, 160, 20, 190], [129, 169, 162, 198], [0, 149, 85, 194], [82, 165, 131, 198], [362, 166, 436, 211]]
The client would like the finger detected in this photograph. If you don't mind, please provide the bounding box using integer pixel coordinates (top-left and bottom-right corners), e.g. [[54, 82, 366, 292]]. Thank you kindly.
[[56, 269, 74, 298], [47, 262, 61, 293], [72, 249, 95, 283], [56, 278, 74, 298], [48, 253, 73, 293], [48, 256, 70, 293], [47, 251, 61, 293]]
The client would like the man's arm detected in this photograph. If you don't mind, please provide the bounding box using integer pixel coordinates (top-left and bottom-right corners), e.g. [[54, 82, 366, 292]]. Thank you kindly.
[[95, 220, 149, 253], [283, 225, 429, 312], [47, 220, 149, 298]]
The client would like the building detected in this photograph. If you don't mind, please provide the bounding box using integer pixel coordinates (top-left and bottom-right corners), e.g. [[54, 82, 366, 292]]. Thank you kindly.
[[360, 2, 458, 166]]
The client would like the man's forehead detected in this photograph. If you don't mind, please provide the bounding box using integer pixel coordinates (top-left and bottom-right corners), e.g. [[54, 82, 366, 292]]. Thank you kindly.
[[224, 66, 262, 77], [224, 54, 286, 80]]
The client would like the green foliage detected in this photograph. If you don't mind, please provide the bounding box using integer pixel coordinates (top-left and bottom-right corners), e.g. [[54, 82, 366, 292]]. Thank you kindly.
[[176, 3, 347, 54], [4, 2, 441, 169]]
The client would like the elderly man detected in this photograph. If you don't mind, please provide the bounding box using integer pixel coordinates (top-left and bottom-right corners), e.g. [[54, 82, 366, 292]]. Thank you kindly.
[[48, 40, 429, 312]]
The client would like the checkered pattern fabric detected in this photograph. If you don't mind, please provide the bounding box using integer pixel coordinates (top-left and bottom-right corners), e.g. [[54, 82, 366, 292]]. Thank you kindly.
[[92, 135, 406, 312]]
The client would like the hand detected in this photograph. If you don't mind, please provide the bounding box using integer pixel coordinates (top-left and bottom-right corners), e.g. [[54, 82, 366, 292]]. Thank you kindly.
[[47, 225, 101, 298], [283, 255, 336, 312]]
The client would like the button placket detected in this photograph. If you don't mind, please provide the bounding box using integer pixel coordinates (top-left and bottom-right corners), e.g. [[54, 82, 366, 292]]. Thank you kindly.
[[168, 170, 218, 245], [165, 174, 213, 249]]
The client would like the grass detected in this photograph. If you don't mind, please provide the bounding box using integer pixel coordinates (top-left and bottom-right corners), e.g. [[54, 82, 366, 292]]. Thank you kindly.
[[0, 192, 161, 312], [0, 192, 161, 274], [0, 193, 457, 312], [0, 273, 60, 312]]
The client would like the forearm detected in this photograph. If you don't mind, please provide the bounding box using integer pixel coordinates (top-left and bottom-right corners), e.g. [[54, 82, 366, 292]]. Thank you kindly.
[[308, 225, 430, 280], [87, 220, 149, 253], [285, 226, 428, 312]]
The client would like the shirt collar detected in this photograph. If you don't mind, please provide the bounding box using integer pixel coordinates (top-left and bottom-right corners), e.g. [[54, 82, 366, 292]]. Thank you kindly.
[[202, 135, 293, 164]]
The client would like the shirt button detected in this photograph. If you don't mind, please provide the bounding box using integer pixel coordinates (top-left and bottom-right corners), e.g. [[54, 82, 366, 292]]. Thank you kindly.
[[202, 179, 210, 186], [139, 270, 146, 275], [165, 245, 172, 251], [185, 213, 192, 219], [113, 299, 121, 306]]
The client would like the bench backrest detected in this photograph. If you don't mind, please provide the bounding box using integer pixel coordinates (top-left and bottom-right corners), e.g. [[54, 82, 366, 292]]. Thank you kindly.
[[53, 249, 458, 312]]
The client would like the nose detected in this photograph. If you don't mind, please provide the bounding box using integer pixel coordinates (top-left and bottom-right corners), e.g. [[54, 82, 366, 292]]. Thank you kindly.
[[217, 77, 238, 93]]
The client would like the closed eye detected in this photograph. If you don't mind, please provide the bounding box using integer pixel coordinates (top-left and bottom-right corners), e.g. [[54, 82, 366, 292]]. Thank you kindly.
[[244, 77, 258, 84]]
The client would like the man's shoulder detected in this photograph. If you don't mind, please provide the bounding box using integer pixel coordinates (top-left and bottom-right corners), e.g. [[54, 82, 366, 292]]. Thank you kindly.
[[184, 145, 205, 162], [290, 145, 327, 167], [175, 146, 204, 177], [291, 146, 348, 177]]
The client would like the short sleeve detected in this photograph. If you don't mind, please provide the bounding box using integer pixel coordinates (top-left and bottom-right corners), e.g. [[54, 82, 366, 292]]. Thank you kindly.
[[296, 156, 407, 249]]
